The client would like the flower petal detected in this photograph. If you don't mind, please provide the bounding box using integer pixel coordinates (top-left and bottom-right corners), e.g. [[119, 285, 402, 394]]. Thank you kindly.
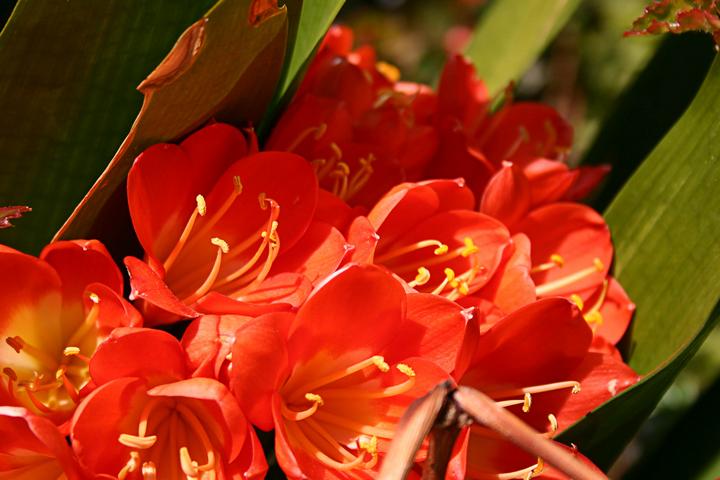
[[89, 328, 188, 386], [480, 162, 532, 228]]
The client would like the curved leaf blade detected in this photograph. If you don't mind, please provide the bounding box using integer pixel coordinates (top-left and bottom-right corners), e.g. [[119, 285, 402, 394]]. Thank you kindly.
[[55, 0, 288, 254], [464, 0, 580, 95], [0, 0, 216, 253], [559, 56, 720, 469]]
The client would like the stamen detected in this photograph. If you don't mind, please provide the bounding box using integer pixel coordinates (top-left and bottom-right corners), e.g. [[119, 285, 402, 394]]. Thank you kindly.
[[569, 294, 584, 310], [396, 364, 415, 377], [179, 446, 199, 477], [182, 238, 228, 303], [176, 404, 217, 472], [431, 268, 456, 295], [346, 154, 376, 200], [584, 279, 610, 317], [63, 346, 80, 356], [522, 392, 532, 413], [535, 258, 604, 296], [585, 311, 604, 326], [5, 336, 58, 370], [281, 394, 323, 421], [408, 267, 430, 288], [25, 386, 55, 414], [461, 237, 479, 257], [486, 381, 581, 399], [288, 355, 390, 397], [118, 451, 141, 480], [3, 368, 17, 402], [66, 293, 101, 347], [163, 194, 206, 271], [548, 414, 558, 434], [233, 175, 243, 195], [55, 366, 80, 403], [290, 421, 367, 471], [285, 123, 327, 152], [374, 239, 449, 264], [142, 461, 157, 480], [313, 410, 396, 439], [118, 433, 158, 449], [531, 253, 565, 273]]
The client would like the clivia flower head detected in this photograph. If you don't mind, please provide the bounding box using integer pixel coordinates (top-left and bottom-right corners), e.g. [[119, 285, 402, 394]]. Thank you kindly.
[[267, 25, 439, 207], [125, 122, 348, 325], [71, 327, 264, 479], [0, 241, 140, 424], [229, 264, 468, 478]]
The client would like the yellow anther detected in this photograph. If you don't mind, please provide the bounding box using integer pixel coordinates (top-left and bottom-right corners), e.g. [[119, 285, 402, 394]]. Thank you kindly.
[[548, 414, 558, 433], [571, 383, 581, 394], [55, 366, 66, 380], [457, 281, 470, 296], [304, 393, 324, 406], [258, 192, 268, 210], [461, 237, 479, 257], [210, 237, 229, 254], [118, 433, 158, 450], [593, 258, 604, 271], [534, 457, 545, 476], [397, 364, 415, 377], [371, 355, 390, 372], [3, 367, 17, 381], [88, 292, 100, 304], [569, 294, 584, 310], [376, 61, 400, 82], [330, 142, 342, 159], [196, 194, 207, 216], [412, 267, 431, 286], [315, 123, 328, 139], [443, 268, 456, 283], [550, 254, 565, 267], [141, 461, 157, 480], [335, 162, 351, 176], [585, 310, 604, 326], [179, 446, 197, 476], [522, 392, 532, 413], [233, 175, 243, 194], [434, 244, 449, 255], [63, 346, 81, 357], [359, 435, 378, 456]]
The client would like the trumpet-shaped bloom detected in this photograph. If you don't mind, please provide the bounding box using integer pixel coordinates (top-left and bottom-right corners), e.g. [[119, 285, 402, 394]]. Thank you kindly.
[[453, 298, 638, 479], [267, 26, 439, 207], [71, 327, 264, 479], [0, 406, 81, 479], [347, 179, 511, 302], [125, 122, 348, 325], [0, 241, 139, 424], [229, 264, 468, 478]]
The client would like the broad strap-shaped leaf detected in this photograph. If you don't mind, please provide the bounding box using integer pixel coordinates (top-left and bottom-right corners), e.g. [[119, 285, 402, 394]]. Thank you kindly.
[[0, 0, 217, 253], [559, 57, 720, 469], [54, 0, 288, 255], [464, 0, 581, 95]]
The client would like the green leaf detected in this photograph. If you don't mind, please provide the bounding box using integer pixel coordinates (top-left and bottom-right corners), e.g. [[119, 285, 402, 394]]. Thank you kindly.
[[0, 0, 217, 254], [260, 0, 346, 135], [464, 0, 581, 95], [559, 57, 720, 469], [53, 0, 288, 254]]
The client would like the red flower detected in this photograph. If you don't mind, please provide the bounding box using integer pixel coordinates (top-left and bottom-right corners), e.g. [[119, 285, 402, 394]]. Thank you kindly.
[[71, 327, 264, 479], [428, 55, 607, 201], [0, 241, 139, 424], [229, 264, 468, 478], [453, 298, 638, 479], [267, 26, 439, 207], [125, 122, 348, 325], [347, 179, 511, 301], [0, 406, 82, 479]]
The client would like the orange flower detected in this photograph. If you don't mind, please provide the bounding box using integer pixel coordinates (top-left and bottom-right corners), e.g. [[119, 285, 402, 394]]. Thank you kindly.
[[0, 241, 140, 424]]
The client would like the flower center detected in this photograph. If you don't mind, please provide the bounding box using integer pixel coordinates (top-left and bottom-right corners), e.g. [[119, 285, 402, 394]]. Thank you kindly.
[[532, 254, 605, 296], [376, 236, 484, 301], [2, 292, 100, 415], [117, 398, 220, 480], [280, 355, 416, 472], [162, 176, 282, 304], [310, 143, 376, 202]]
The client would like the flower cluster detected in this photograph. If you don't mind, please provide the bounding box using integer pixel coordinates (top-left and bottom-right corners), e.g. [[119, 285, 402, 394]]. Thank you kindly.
[[1, 26, 638, 480]]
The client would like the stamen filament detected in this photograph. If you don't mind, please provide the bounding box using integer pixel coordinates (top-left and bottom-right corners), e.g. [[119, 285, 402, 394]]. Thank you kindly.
[[182, 240, 227, 304], [118, 433, 158, 450], [163, 194, 206, 271], [535, 258, 604, 296], [320, 376, 416, 399], [313, 410, 396, 439], [5, 336, 58, 370], [486, 381, 581, 399], [375, 240, 449, 264], [289, 356, 389, 397], [285, 124, 327, 152]]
